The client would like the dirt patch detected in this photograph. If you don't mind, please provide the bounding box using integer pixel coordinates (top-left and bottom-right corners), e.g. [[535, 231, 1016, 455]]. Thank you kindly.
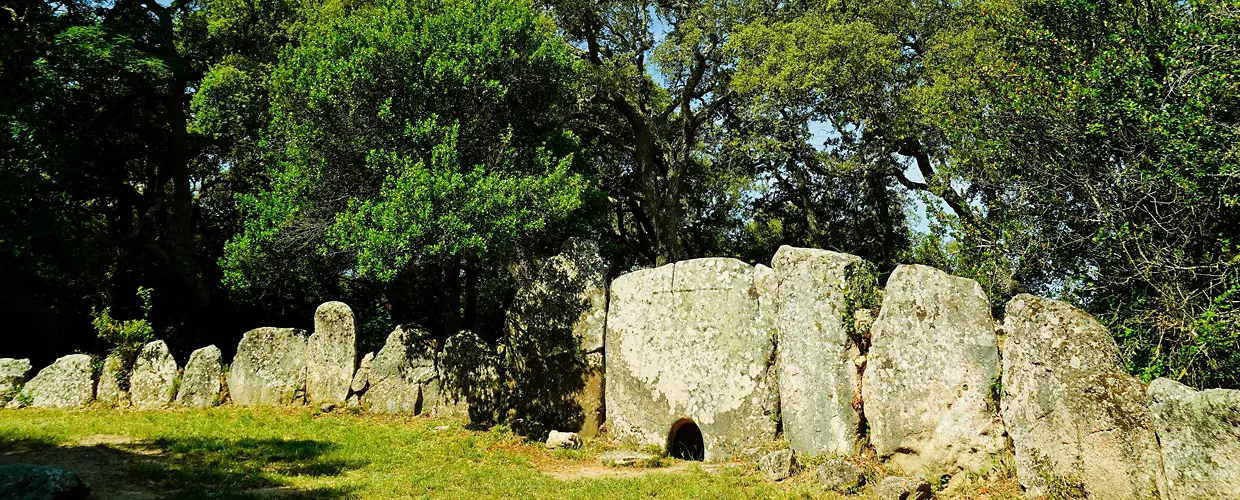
[[0, 436, 163, 500]]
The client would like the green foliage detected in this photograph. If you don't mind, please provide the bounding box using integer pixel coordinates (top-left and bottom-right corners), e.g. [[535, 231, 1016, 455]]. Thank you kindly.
[[92, 287, 157, 354]]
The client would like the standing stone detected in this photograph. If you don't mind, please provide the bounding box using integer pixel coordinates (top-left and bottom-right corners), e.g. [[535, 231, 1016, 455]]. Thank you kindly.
[[177, 345, 223, 407], [94, 352, 130, 406], [772, 246, 868, 456], [1001, 294, 1164, 499], [129, 340, 178, 409], [363, 324, 439, 414], [307, 301, 357, 405], [0, 359, 32, 404], [1148, 377, 1240, 499], [862, 265, 1006, 476], [350, 352, 374, 394], [228, 327, 310, 406], [605, 258, 779, 461], [23, 354, 94, 408]]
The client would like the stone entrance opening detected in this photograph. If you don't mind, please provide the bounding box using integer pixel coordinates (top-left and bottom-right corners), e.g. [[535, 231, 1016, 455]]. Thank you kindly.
[[668, 419, 704, 461]]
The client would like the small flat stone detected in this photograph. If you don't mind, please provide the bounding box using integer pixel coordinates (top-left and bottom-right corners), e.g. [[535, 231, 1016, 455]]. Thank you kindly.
[[876, 475, 931, 500], [817, 457, 865, 492], [599, 450, 655, 467]]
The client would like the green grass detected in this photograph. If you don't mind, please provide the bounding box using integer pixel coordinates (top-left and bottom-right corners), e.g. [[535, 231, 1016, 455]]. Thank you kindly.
[[0, 407, 834, 499]]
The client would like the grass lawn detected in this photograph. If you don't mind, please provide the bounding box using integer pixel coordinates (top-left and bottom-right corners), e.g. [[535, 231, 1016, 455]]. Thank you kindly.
[[0, 407, 1021, 499]]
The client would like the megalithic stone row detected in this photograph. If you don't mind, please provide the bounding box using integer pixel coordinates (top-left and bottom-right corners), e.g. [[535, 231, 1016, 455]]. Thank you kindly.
[[1001, 294, 1165, 499], [862, 265, 1007, 476], [229, 327, 310, 406]]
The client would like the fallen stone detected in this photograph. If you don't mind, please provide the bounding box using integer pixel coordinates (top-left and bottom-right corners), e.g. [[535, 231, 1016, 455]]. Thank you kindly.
[[306, 301, 357, 405], [862, 264, 1006, 476], [605, 258, 778, 461], [94, 352, 129, 406], [23, 354, 94, 408], [759, 449, 794, 481], [130, 340, 178, 409], [0, 463, 90, 500], [545, 430, 582, 450], [177, 345, 223, 408], [1001, 294, 1164, 499], [0, 359, 32, 404], [319, 402, 336, 413], [363, 324, 439, 414], [1148, 377, 1240, 499], [772, 246, 870, 456], [816, 458, 865, 493], [599, 450, 655, 467], [876, 475, 931, 500], [350, 352, 374, 394], [228, 327, 310, 406]]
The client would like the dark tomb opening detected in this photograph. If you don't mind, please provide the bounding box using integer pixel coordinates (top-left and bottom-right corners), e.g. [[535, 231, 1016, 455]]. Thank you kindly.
[[668, 419, 704, 461]]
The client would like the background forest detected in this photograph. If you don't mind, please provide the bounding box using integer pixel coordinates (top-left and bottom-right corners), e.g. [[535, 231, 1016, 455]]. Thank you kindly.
[[2, 0, 1238, 393]]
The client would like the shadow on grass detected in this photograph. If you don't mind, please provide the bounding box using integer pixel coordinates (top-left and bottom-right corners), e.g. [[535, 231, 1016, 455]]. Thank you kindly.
[[0, 434, 362, 499]]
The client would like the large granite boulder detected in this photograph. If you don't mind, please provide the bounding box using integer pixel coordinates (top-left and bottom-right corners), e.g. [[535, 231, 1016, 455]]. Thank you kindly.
[[771, 246, 868, 456], [0, 358, 32, 404], [362, 324, 439, 413], [94, 352, 130, 406], [228, 327, 310, 406], [605, 258, 778, 461], [0, 464, 91, 500], [862, 265, 1006, 475], [1001, 294, 1164, 499], [177, 345, 223, 407], [1148, 377, 1240, 499], [21, 354, 94, 408], [306, 301, 357, 405], [130, 340, 178, 409]]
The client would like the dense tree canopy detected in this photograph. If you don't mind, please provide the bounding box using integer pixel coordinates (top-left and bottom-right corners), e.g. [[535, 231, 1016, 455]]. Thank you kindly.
[[2, 0, 1238, 406]]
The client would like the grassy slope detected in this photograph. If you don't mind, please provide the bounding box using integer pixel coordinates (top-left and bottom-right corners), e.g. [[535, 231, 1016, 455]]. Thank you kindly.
[[0, 407, 1020, 499]]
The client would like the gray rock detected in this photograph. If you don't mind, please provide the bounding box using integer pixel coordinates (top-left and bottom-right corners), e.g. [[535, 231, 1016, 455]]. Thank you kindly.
[[228, 327, 310, 406], [599, 450, 655, 467], [772, 246, 868, 456], [816, 458, 865, 492], [1148, 377, 1240, 499], [319, 402, 336, 412], [862, 265, 1007, 476], [306, 301, 357, 405], [350, 352, 374, 394], [94, 352, 129, 406], [759, 449, 794, 481], [23, 354, 94, 408], [1001, 294, 1164, 499], [0, 358, 32, 404], [0, 463, 90, 500], [362, 324, 439, 414], [176, 345, 222, 407], [545, 430, 582, 450], [604, 258, 778, 461], [876, 475, 931, 500], [129, 340, 178, 409]]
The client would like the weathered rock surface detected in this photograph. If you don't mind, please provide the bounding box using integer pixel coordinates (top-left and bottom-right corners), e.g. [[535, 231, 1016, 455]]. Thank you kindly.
[[228, 327, 310, 406], [605, 258, 778, 461], [772, 246, 867, 456], [363, 324, 439, 414], [862, 264, 1006, 475], [759, 449, 794, 481], [0, 464, 91, 500], [23, 354, 93, 408], [130, 340, 178, 409], [876, 476, 931, 500], [94, 352, 129, 406], [545, 430, 582, 450], [0, 358, 32, 404], [1148, 377, 1240, 499], [177, 345, 222, 407], [350, 352, 374, 394], [1001, 294, 1164, 499], [306, 301, 357, 404], [817, 458, 865, 493]]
